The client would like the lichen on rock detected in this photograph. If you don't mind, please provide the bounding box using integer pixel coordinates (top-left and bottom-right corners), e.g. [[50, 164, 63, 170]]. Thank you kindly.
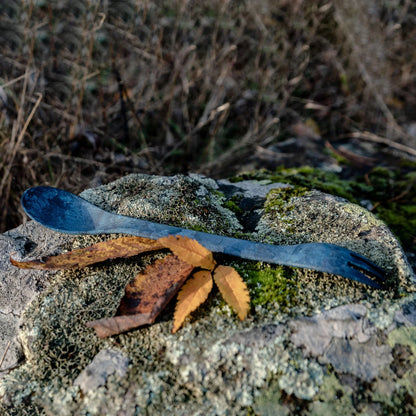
[[258, 187, 414, 294], [80, 173, 243, 235], [0, 171, 415, 415]]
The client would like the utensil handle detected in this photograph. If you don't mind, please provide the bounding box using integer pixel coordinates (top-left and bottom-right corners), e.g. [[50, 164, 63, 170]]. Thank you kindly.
[[101, 214, 306, 266]]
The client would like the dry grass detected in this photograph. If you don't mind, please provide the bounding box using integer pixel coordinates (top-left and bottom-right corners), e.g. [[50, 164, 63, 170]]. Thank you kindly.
[[0, 0, 415, 232]]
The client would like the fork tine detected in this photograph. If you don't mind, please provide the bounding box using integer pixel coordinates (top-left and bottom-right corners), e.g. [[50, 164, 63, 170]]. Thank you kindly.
[[349, 252, 386, 282], [345, 266, 384, 289]]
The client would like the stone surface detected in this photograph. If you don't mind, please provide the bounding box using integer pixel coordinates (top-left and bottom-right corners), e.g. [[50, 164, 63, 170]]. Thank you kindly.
[[258, 188, 413, 288], [0, 173, 415, 415], [0, 223, 73, 373], [290, 304, 393, 382], [290, 304, 373, 357], [74, 348, 130, 393]]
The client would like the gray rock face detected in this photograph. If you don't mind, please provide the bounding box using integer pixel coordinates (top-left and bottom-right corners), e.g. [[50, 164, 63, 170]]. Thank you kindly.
[[0, 223, 73, 373], [290, 304, 393, 382], [258, 188, 413, 287], [0, 173, 415, 415], [74, 348, 130, 393]]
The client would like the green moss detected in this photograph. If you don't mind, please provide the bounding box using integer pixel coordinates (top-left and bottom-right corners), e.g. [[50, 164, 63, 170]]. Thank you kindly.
[[230, 167, 367, 202], [231, 165, 416, 252], [234, 262, 299, 311], [309, 372, 355, 416], [223, 196, 244, 216], [376, 385, 416, 416], [228, 169, 272, 184], [264, 186, 309, 214], [251, 379, 289, 416], [388, 326, 416, 358], [364, 168, 416, 251], [375, 206, 416, 250]]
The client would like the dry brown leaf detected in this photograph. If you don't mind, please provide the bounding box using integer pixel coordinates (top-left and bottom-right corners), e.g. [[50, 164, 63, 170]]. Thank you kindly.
[[172, 270, 213, 333], [158, 235, 216, 270], [86, 313, 154, 339], [117, 254, 194, 316], [213, 265, 250, 320], [87, 255, 194, 337], [10, 236, 164, 270]]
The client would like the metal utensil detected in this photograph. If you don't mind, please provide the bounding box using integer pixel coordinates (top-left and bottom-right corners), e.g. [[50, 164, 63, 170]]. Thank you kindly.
[[21, 186, 386, 289]]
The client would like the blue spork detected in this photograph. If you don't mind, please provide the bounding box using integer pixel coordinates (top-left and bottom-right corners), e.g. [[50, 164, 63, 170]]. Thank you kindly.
[[21, 186, 386, 289]]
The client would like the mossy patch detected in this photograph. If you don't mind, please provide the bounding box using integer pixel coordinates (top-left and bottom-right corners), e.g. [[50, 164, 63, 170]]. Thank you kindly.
[[264, 186, 309, 214], [388, 326, 416, 358], [80, 173, 243, 237], [222, 195, 244, 216], [1, 172, 414, 414], [234, 262, 299, 312], [230, 166, 368, 202], [309, 372, 355, 415], [231, 165, 416, 252], [251, 380, 290, 416]]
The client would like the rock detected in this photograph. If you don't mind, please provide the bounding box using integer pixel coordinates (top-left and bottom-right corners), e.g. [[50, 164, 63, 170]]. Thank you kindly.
[[322, 336, 392, 382], [0, 173, 415, 415], [0, 222, 73, 373], [258, 188, 413, 288], [291, 304, 394, 382], [74, 348, 130, 393], [289, 304, 373, 357]]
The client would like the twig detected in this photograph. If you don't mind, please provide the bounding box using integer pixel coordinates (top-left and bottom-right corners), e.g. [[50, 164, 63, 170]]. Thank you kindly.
[[345, 131, 416, 158], [0, 88, 42, 193], [200, 117, 280, 176], [27, 97, 77, 122], [44, 152, 107, 167], [0, 340, 11, 371], [0, 72, 35, 89], [325, 140, 377, 166], [112, 63, 129, 144], [16, 93, 43, 147]]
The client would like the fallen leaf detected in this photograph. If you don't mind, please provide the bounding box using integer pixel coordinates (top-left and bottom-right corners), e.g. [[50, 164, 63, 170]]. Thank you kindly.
[[158, 235, 216, 270], [117, 254, 193, 316], [12, 230, 248, 336], [87, 255, 194, 337], [86, 313, 154, 339], [10, 236, 164, 270], [172, 270, 213, 333], [213, 265, 250, 320]]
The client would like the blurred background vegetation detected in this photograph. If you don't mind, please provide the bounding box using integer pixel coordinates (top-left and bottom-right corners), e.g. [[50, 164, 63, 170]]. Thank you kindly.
[[0, 0, 415, 235]]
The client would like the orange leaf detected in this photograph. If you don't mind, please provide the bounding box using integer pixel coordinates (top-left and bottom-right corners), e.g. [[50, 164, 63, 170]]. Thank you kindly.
[[172, 270, 213, 333], [87, 255, 194, 337], [10, 236, 164, 270], [213, 265, 250, 320], [158, 235, 216, 271]]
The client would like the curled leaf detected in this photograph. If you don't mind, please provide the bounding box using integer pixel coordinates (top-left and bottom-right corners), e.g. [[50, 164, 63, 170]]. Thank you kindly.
[[158, 235, 216, 270], [87, 255, 194, 337], [173, 270, 213, 333], [86, 313, 154, 339], [213, 265, 250, 320], [10, 236, 164, 270]]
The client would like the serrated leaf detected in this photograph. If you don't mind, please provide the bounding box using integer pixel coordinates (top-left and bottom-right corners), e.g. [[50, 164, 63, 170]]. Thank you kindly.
[[158, 235, 216, 270], [172, 270, 213, 333], [86, 255, 194, 337], [213, 265, 250, 320], [10, 236, 164, 270]]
